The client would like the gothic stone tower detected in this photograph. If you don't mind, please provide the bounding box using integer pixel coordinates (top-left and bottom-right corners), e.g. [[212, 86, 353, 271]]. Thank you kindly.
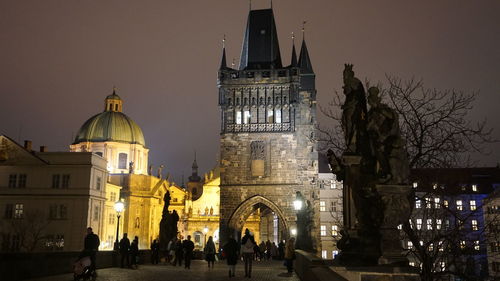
[[218, 8, 319, 250]]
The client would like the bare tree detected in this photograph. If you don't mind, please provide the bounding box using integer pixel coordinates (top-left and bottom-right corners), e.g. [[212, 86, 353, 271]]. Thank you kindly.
[[2, 210, 51, 252], [318, 76, 497, 168], [401, 190, 498, 281]]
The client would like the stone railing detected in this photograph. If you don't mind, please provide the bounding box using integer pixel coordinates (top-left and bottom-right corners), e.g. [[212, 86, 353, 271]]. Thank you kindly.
[[0, 250, 152, 281], [294, 250, 347, 281]]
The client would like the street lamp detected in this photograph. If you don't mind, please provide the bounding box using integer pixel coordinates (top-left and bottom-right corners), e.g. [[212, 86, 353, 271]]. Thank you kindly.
[[113, 200, 125, 251], [293, 191, 303, 211], [203, 226, 209, 246]]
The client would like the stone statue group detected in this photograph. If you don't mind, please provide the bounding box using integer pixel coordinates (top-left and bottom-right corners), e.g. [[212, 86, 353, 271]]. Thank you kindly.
[[159, 191, 179, 252], [328, 64, 412, 266]]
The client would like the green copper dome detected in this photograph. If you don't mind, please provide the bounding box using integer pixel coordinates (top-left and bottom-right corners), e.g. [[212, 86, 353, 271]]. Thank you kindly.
[[73, 111, 146, 146]]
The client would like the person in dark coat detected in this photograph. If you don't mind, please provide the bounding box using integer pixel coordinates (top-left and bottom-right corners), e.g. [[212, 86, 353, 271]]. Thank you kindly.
[[182, 235, 195, 269], [223, 235, 239, 277], [150, 239, 160, 264], [241, 229, 256, 278], [130, 236, 139, 269], [204, 236, 216, 269], [174, 238, 184, 266], [278, 240, 285, 260], [83, 227, 100, 273], [119, 233, 130, 268]]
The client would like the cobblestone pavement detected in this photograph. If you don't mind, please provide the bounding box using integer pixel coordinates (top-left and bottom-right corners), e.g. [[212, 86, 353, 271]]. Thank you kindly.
[[29, 260, 300, 281]]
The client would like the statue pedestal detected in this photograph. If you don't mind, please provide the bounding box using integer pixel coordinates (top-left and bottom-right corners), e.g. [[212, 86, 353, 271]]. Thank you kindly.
[[375, 184, 412, 266]]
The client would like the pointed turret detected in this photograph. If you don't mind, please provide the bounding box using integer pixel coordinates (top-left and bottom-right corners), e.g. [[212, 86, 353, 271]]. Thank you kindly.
[[290, 34, 298, 67], [239, 8, 282, 70], [298, 38, 313, 74], [188, 151, 201, 182], [220, 36, 228, 70]]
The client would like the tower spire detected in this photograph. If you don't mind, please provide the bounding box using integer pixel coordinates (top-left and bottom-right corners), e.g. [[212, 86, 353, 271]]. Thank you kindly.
[[189, 150, 201, 182], [220, 35, 227, 70], [298, 21, 313, 74], [290, 32, 297, 67]]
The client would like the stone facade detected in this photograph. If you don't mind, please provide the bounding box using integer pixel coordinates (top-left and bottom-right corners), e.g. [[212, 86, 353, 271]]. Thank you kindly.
[[218, 8, 319, 250]]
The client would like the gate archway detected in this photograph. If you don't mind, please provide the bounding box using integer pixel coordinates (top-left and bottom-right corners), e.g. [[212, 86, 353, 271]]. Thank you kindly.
[[227, 195, 290, 242]]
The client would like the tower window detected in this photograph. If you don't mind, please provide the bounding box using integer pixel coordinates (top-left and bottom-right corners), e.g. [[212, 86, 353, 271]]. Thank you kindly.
[[108, 104, 112, 111], [115, 104, 118, 111], [236, 111, 242, 124], [275, 109, 282, 123], [243, 111, 251, 124], [118, 153, 128, 169], [267, 109, 273, 123]]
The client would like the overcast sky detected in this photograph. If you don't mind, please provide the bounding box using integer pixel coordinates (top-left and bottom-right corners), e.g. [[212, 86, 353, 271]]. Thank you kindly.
[[1, 0, 499, 181]]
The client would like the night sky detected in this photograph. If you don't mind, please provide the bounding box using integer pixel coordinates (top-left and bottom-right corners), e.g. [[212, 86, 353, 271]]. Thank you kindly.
[[1, 0, 499, 181]]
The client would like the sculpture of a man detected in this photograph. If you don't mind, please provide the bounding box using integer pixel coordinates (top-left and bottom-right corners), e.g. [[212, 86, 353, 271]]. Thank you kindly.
[[366, 87, 409, 184], [341, 64, 368, 154]]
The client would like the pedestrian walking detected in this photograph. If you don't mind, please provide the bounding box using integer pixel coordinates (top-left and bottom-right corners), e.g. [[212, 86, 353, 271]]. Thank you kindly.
[[284, 237, 296, 273], [119, 233, 130, 268], [265, 240, 272, 260], [241, 228, 256, 278], [204, 236, 216, 269], [175, 238, 184, 266], [130, 236, 139, 269], [83, 227, 100, 275], [168, 237, 177, 264], [183, 235, 195, 269], [151, 239, 160, 264], [259, 241, 266, 261], [271, 242, 278, 260], [278, 240, 285, 260], [223, 235, 239, 278]]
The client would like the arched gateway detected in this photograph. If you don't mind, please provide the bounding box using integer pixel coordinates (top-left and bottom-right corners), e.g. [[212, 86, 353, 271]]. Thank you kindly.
[[217, 7, 319, 249], [227, 195, 290, 241]]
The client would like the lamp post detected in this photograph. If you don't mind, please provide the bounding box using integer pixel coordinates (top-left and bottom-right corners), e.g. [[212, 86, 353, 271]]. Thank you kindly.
[[203, 226, 209, 247], [113, 200, 125, 251]]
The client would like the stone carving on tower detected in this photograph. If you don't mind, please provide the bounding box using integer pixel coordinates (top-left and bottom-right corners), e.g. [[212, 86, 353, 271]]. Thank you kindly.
[[218, 7, 319, 250]]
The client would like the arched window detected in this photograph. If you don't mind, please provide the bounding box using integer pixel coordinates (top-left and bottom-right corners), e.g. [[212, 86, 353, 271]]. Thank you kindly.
[[95, 152, 103, 157], [267, 109, 274, 123], [115, 104, 118, 111], [118, 153, 127, 169], [275, 109, 282, 123]]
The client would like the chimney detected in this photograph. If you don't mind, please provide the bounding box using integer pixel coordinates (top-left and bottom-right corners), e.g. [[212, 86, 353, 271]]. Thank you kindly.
[[24, 140, 32, 151], [40, 146, 47, 152]]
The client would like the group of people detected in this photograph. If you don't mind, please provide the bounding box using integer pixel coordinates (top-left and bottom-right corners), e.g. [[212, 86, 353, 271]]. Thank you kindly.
[[118, 233, 140, 269], [222, 228, 296, 278], [82, 227, 297, 277], [163, 235, 196, 269]]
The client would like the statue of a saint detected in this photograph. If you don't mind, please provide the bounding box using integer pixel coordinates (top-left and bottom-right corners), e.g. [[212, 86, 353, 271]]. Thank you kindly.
[[366, 87, 409, 184], [341, 64, 368, 154], [128, 161, 134, 174]]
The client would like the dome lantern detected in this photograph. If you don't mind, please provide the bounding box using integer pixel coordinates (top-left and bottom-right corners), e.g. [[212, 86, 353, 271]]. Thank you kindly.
[[105, 87, 123, 112]]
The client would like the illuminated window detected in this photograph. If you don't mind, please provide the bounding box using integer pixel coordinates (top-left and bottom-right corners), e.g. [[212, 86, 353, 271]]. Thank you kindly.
[[416, 219, 422, 230], [474, 240, 480, 251], [436, 219, 442, 230], [409, 261, 415, 267], [427, 219, 433, 230], [320, 225, 326, 236], [440, 262, 446, 270], [330, 180, 336, 189], [275, 109, 282, 123], [456, 200, 463, 211], [472, 220, 478, 231], [407, 241, 413, 249], [14, 204, 24, 219], [332, 250, 338, 258], [433, 183, 437, 189], [321, 250, 327, 259], [428, 243, 434, 251], [331, 225, 338, 236], [460, 240, 466, 249], [267, 109, 273, 123], [438, 241, 444, 252], [472, 184, 478, 192], [412, 182, 418, 188], [415, 199, 421, 209], [470, 200, 477, 211], [236, 111, 242, 124], [434, 198, 440, 209], [443, 200, 449, 208], [319, 201, 326, 212], [426, 198, 432, 209], [243, 110, 251, 124]]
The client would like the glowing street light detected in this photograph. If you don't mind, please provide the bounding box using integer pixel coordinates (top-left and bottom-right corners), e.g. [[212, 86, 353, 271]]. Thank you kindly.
[[294, 191, 303, 211], [291, 228, 297, 236], [113, 200, 125, 251]]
